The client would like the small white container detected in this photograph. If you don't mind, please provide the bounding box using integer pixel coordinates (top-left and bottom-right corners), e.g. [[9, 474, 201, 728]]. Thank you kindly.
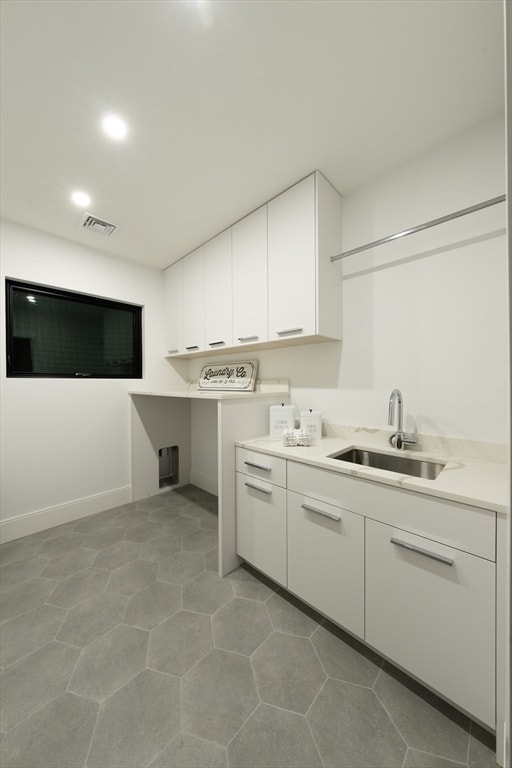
[[300, 409, 322, 441], [282, 429, 298, 447], [270, 404, 295, 439], [296, 428, 311, 447]]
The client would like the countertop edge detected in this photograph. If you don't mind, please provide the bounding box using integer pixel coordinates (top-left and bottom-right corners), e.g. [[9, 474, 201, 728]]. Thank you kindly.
[[129, 389, 289, 401]]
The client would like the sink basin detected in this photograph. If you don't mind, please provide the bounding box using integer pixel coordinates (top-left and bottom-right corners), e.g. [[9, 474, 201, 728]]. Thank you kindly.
[[330, 448, 445, 480]]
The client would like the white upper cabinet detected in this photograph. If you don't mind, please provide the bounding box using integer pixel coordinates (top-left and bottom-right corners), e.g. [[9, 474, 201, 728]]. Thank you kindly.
[[204, 229, 232, 351], [182, 245, 205, 352], [232, 205, 268, 346], [163, 171, 342, 357], [163, 259, 183, 355], [267, 171, 343, 343]]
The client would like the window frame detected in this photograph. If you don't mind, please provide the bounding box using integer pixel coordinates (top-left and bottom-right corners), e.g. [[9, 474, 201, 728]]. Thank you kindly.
[[5, 278, 143, 379]]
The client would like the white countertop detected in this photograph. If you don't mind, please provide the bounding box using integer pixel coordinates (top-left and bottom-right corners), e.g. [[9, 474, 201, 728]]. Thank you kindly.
[[129, 389, 289, 401], [236, 435, 509, 515]]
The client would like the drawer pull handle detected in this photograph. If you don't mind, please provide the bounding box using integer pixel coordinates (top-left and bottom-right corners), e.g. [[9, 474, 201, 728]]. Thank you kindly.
[[244, 460, 271, 472], [276, 327, 303, 336], [238, 335, 259, 342], [167, 349, 179, 354], [185, 345, 199, 351], [208, 341, 225, 347], [301, 503, 341, 522], [390, 537, 454, 566], [244, 481, 272, 495]]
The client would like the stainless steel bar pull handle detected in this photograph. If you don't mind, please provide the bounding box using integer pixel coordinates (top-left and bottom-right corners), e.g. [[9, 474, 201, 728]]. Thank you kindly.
[[208, 341, 225, 347], [167, 349, 179, 354], [390, 537, 454, 566], [244, 481, 272, 495], [301, 503, 341, 522], [276, 327, 303, 336], [244, 460, 271, 472], [238, 335, 259, 342]]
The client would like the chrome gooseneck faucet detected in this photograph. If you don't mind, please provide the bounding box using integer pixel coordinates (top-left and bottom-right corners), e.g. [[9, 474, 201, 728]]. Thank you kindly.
[[388, 389, 417, 450]]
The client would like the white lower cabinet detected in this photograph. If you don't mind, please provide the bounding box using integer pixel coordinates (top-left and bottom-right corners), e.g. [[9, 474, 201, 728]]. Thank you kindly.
[[234, 448, 497, 729], [365, 518, 495, 728], [287, 490, 364, 638], [235, 471, 287, 587]]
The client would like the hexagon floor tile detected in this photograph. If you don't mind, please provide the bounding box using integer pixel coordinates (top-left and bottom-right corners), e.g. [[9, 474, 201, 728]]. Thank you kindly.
[[123, 580, 181, 629], [251, 631, 326, 714], [182, 649, 259, 745], [307, 677, 407, 767], [149, 732, 227, 768], [213, 597, 272, 655], [0, 485, 497, 768], [148, 610, 213, 676], [182, 570, 233, 614], [68, 624, 148, 702], [228, 703, 322, 768], [86, 669, 181, 768]]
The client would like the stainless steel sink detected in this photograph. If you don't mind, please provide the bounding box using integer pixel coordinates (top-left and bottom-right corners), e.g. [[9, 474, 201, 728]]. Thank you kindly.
[[330, 448, 445, 480]]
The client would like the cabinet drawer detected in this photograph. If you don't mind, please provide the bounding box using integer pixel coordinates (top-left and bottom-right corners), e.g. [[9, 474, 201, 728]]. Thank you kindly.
[[288, 491, 364, 638], [235, 472, 287, 586], [287, 461, 495, 561], [236, 448, 286, 488], [365, 518, 495, 727]]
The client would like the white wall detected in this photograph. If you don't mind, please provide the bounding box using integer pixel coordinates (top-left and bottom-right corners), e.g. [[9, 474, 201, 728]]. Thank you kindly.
[[187, 116, 508, 446], [0, 220, 187, 539]]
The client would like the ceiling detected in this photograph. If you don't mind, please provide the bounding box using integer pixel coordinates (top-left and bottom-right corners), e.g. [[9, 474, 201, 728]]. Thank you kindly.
[[0, 0, 505, 271]]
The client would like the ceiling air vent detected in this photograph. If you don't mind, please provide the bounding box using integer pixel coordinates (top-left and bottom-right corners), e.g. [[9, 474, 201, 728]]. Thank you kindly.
[[80, 213, 117, 237]]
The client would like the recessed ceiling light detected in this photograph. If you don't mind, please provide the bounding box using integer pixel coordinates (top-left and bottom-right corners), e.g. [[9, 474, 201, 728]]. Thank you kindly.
[[191, 0, 213, 29], [71, 190, 91, 208], [101, 114, 128, 140]]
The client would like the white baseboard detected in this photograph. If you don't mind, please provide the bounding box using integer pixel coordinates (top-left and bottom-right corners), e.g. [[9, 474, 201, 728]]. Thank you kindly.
[[0, 486, 132, 543], [189, 469, 218, 497]]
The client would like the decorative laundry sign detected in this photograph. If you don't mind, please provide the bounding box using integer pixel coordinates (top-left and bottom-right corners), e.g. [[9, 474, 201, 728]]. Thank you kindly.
[[198, 361, 258, 391]]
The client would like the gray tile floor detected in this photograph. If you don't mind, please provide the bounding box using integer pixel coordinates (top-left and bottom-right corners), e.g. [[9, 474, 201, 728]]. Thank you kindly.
[[0, 485, 497, 768]]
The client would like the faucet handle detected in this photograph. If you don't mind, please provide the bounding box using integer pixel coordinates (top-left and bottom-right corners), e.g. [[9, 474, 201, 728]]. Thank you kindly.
[[391, 432, 418, 450]]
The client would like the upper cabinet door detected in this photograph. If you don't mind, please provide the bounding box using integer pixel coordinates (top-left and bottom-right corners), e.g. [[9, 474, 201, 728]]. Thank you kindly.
[[163, 259, 183, 355], [183, 245, 205, 352], [204, 229, 232, 351], [267, 174, 316, 340], [232, 205, 268, 346]]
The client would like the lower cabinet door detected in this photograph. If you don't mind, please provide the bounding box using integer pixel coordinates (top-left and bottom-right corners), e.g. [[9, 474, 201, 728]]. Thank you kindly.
[[236, 472, 287, 587], [365, 518, 495, 728], [287, 490, 365, 638]]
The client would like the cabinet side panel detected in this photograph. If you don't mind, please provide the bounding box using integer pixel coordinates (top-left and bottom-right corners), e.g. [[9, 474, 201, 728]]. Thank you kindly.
[[316, 171, 343, 340], [191, 399, 218, 494]]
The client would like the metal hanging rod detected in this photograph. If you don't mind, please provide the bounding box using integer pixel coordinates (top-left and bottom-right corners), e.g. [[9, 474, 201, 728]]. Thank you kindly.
[[330, 194, 506, 262]]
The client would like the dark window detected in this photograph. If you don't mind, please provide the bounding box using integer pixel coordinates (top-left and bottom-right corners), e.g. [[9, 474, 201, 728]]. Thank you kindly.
[[6, 279, 142, 378]]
